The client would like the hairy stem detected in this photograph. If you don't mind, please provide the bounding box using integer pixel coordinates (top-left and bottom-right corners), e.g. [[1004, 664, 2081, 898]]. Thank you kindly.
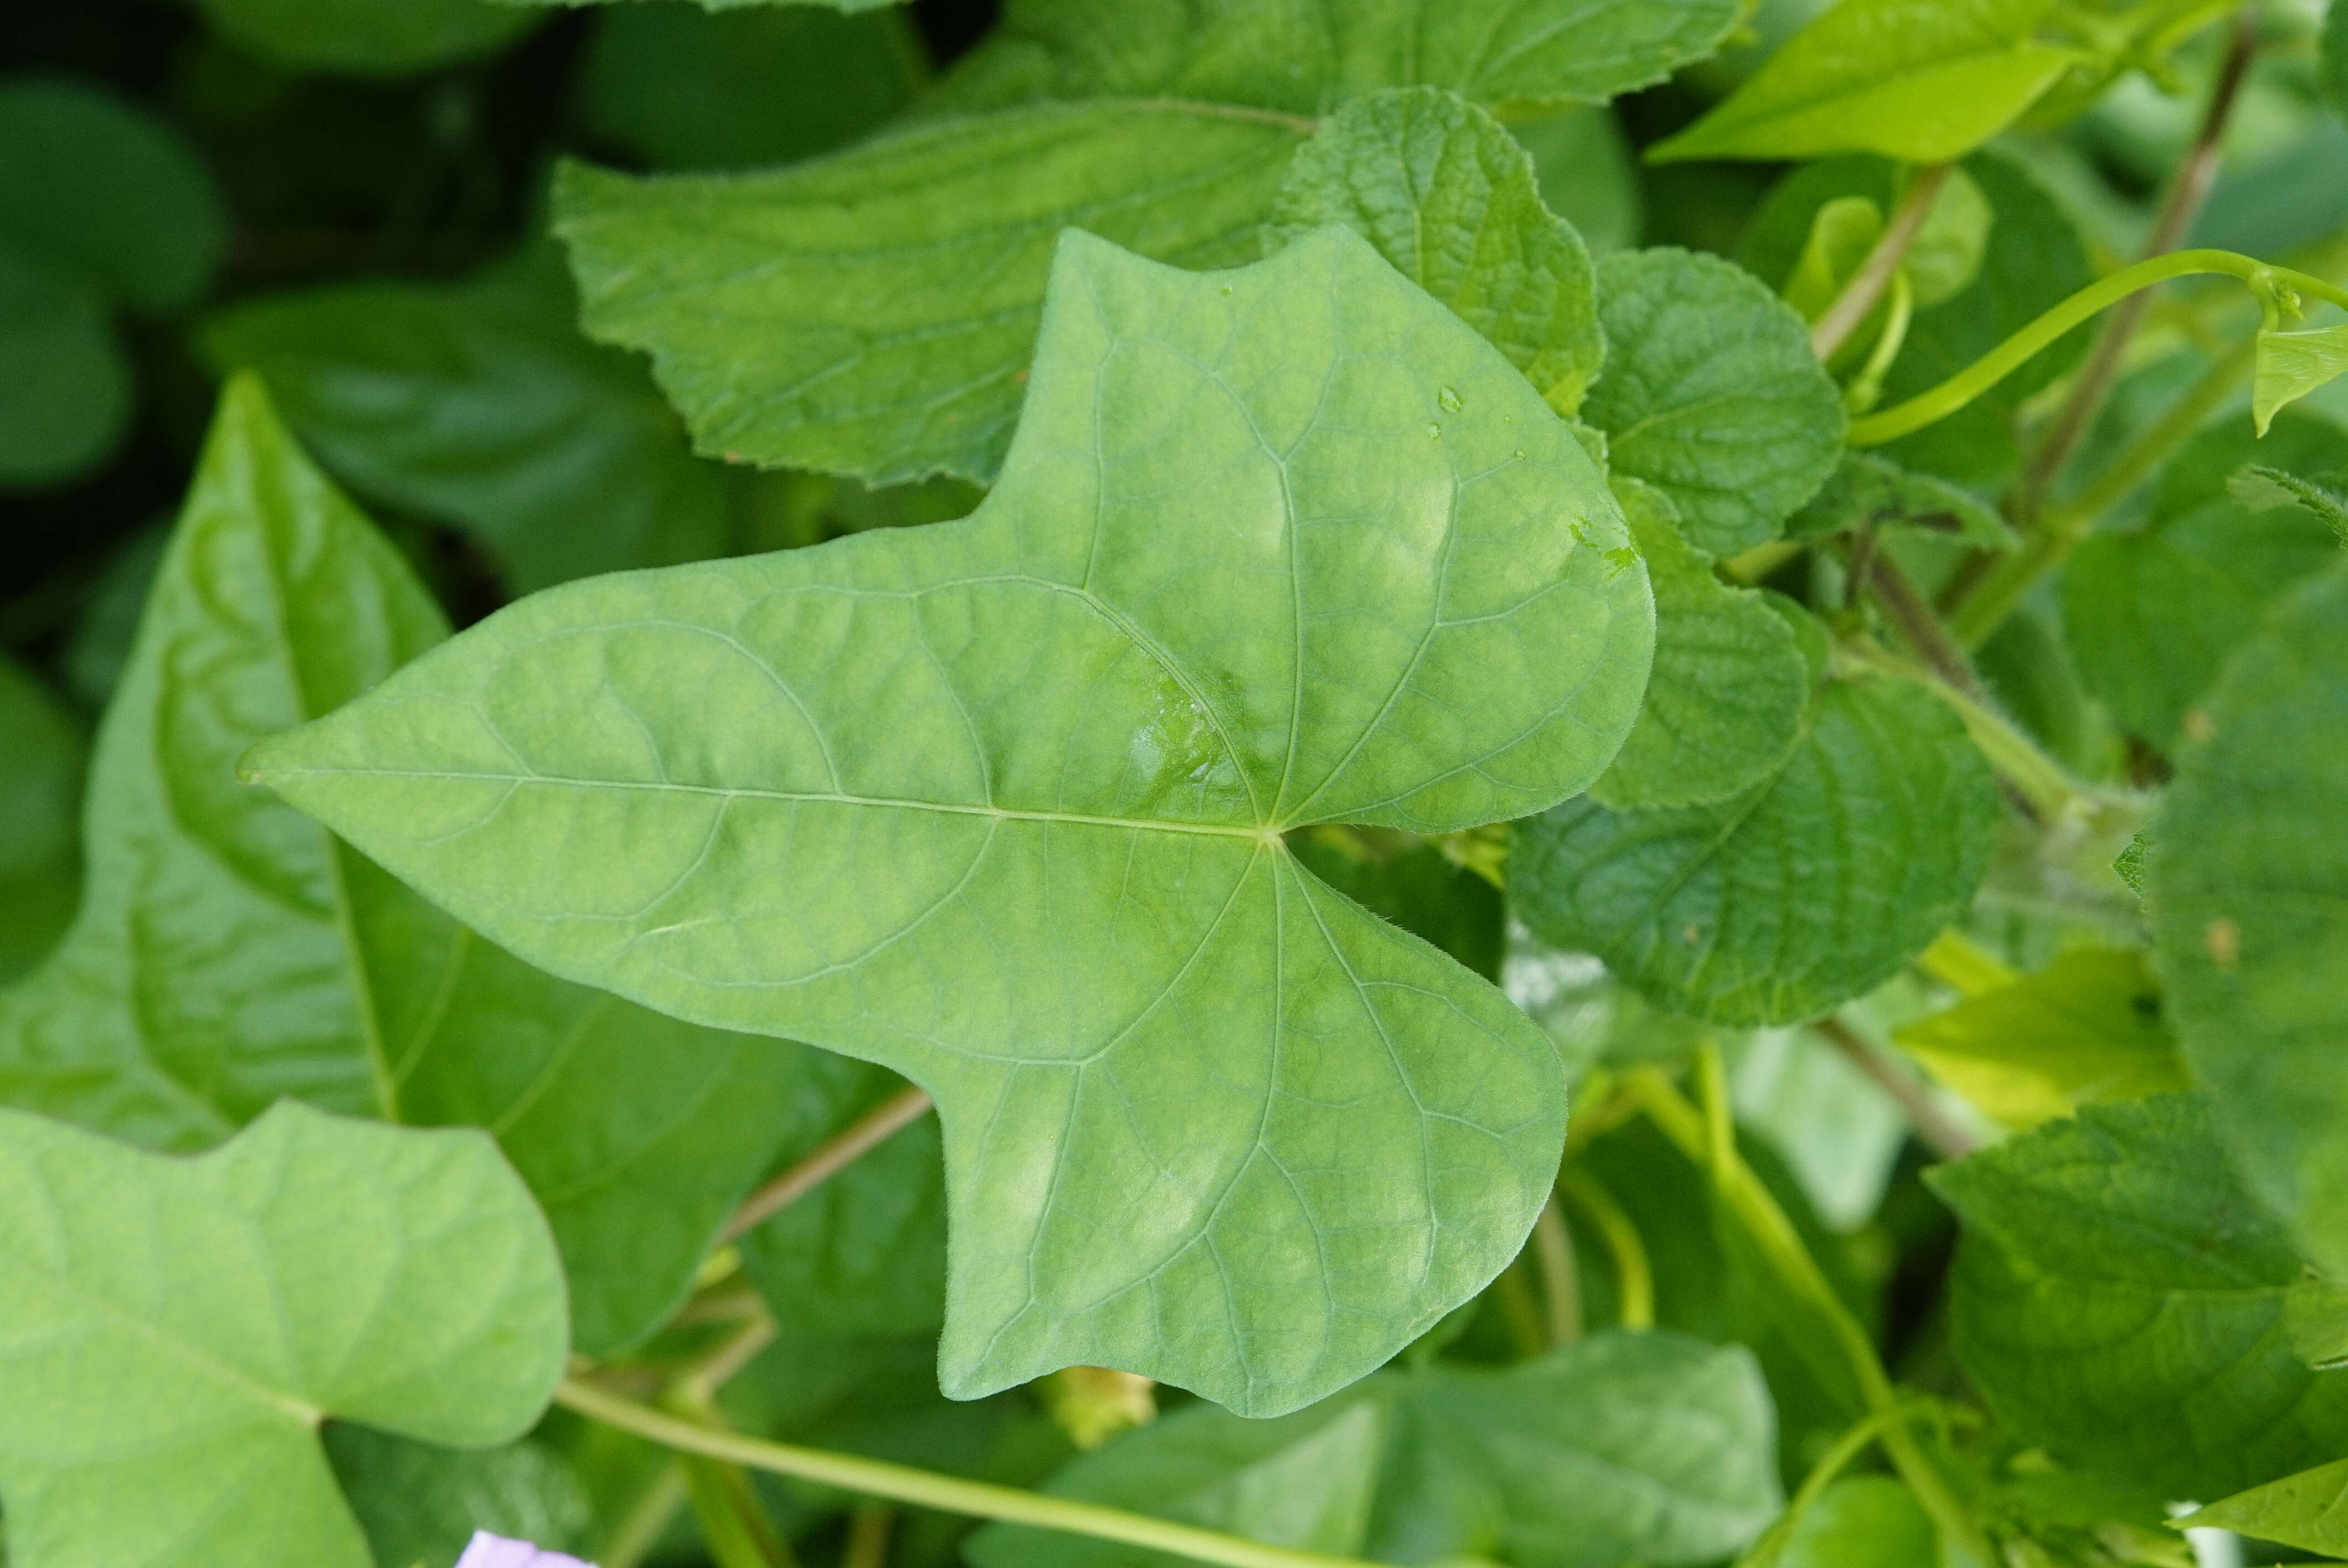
[[557, 1378, 1384, 1568], [1557, 1166, 1654, 1330], [1532, 1193, 1582, 1347], [1814, 1017, 1977, 1159], [2011, 7, 2259, 528], [1846, 250, 2348, 447], [1859, 548, 1984, 701], [724, 1085, 934, 1241], [1812, 165, 1953, 362], [1839, 637, 2100, 824]]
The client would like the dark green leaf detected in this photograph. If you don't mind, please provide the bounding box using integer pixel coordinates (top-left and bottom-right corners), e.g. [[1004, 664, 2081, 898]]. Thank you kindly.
[[244, 229, 1656, 1415], [192, 0, 539, 75], [1269, 86, 1603, 415], [578, 2, 919, 172], [1579, 248, 1844, 556], [1513, 677, 1998, 1026], [1930, 1094, 2348, 1497], [1510, 107, 1643, 255], [0, 658, 84, 984], [1787, 451, 2016, 550], [0, 243, 129, 488], [0, 80, 225, 316], [327, 1427, 591, 1568], [203, 249, 737, 592], [0, 1100, 567, 1568], [2063, 410, 2348, 750], [0, 378, 807, 1356], [2153, 563, 2348, 1281]]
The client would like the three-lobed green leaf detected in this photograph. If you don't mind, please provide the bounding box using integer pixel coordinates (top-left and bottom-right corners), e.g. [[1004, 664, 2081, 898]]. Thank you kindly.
[[0, 1099, 567, 1568], [245, 228, 1657, 1415]]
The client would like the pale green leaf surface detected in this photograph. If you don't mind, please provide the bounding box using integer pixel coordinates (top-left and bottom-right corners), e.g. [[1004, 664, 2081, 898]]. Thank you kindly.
[[0, 242, 130, 488], [327, 1427, 590, 1568], [1776, 1477, 1935, 1568], [970, 1330, 1778, 1568], [1287, 828, 1505, 982], [1269, 86, 1603, 414], [0, 378, 806, 1356], [1930, 1093, 2348, 1497], [2255, 321, 2348, 436], [0, 81, 226, 316], [1650, 0, 2078, 163], [927, 0, 1743, 120], [203, 249, 734, 593], [2153, 564, 2348, 1280], [193, 0, 539, 74], [1786, 451, 2016, 549], [1578, 248, 1844, 556], [2063, 411, 2348, 750], [244, 229, 1657, 1414], [2187, 1457, 2348, 1555], [1513, 677, 1997, 1026], [1589, 480, 1810, 810], [0, 1100, 567, 1568], [578, 1, 917, 171], [0, 659, 84, 984], [1894, 946, 2186, 1128]]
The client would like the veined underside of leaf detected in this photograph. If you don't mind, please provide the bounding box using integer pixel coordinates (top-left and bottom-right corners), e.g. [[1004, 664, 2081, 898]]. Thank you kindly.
[[247, 228, 1659, 1415]]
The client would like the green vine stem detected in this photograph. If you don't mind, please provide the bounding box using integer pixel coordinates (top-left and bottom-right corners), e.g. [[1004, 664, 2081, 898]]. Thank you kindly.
[[1556, 1165, 1654, 1330], [554, 1378, 1386, 1568], [1846, 249, 2348, 448], [1733, 1399, 1954, 1568], [1629, 1060, 1994, 1568]]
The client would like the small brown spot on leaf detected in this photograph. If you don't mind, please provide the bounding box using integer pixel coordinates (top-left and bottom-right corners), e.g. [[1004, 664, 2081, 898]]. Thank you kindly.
[[1682, 924, 1701, 944], [2184, 709, 2217, 743], [2206, 917, 2241, 969]]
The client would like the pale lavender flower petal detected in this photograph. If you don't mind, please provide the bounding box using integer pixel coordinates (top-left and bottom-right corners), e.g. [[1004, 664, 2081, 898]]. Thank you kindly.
[[453, 1531, 595, 1568]]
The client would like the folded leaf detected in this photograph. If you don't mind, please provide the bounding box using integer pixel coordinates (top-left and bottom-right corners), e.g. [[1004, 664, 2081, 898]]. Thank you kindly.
[[244, 229, 1657, 1414], [0, 1100, 567, 1568], [2063, 410, 2348, 750], [968, 1329, 1779, 1568], [1894, 946, 2187, 1128], [1786, 451, 2016, 550], [2153, 564, 2348, 1281], [1930, 1094, 2348, 1497], [2229, 461, 2348, 544], [1589, 480, 1812, 810], [1269, 86, 1603, 415], [204, 249, 735, 593], [2254, 320, 2348, 436], [555, 0, 1738, 484], [1513, 677, 1998, 1027], [1578, 249, 1845, 556], [0, 377, 806, 1355], [1650, 0, 2079, 163]]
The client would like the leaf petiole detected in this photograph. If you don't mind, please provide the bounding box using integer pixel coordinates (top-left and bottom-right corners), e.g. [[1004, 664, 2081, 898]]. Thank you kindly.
[[1557, 1166, 1654, 1330], [554, 1378, 1386, 1568], [1847, 249, 2348, 447]]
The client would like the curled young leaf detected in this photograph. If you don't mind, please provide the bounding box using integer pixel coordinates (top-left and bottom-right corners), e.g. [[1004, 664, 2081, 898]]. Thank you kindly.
[[244, 229, 1658, 1415], [2254, 320, 2348, 436]]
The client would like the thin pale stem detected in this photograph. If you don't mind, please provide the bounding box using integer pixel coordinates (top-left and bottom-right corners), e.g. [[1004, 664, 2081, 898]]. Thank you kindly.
[[1737, 1400, 1945, 1567], [1860, 548, 1984, 702], [1846, 250, 2348, 447], [1631, 1061, 1991, 1567], [1812, 165, 1953, 362], [1814, 1017, 1976, 1160], [1557, 1166, 1653, 1330], [1532, 1194, 1582, 1347], [1948, 332, 2257, 647], [2011, 7, 2259, 527], [845, 1505, 894, 1568], [602, 1463, 691, 1568], [724, 1085, 934, 1241], [556, 1379, 1386, 1568]]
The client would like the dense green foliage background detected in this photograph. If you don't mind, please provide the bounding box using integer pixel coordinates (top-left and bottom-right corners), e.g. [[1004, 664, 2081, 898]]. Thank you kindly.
[[3, 1, 2348, 1566]]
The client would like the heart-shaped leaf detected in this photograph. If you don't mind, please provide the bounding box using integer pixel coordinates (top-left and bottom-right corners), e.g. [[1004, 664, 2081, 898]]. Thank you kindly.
[[0, 376, 809, 1356], [0, 1099, 567, 1568], [245, 227, 1657, 1414]]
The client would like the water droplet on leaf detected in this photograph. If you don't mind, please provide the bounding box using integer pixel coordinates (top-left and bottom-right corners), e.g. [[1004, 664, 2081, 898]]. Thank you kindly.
[[1438, 386, 1463, 412]]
